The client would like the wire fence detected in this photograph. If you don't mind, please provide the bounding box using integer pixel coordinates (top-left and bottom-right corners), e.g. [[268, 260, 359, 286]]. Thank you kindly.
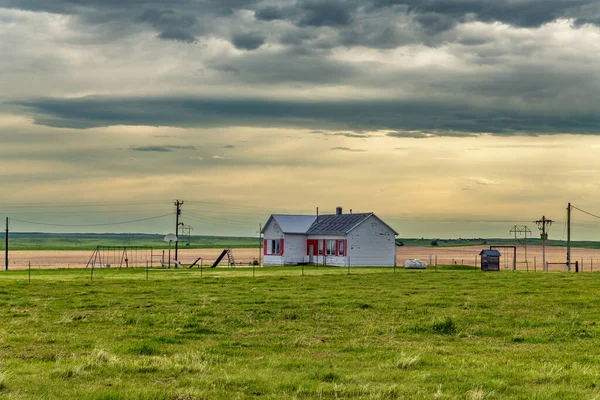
[[2, 247, 600, 273]]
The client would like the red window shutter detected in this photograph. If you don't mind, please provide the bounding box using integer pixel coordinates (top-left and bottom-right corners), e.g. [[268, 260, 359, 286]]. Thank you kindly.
[[280, 238, 284, 255], [335, 240, 339, 256], [263, 240, 268, 256]]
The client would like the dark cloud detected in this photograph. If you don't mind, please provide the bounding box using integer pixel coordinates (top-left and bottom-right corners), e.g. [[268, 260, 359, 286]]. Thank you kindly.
[[374, 0, 597, 28], [131, 146, 172, 152], [0, 0, 262, 45], [414, 12, 457, 35], [254, 5, 285, 21], [231, 31, 266, 50], [137, 9, 197, 30], [387, 130, 479, 139], [574, 17, 600, 27], [331, 147, 366, 152], [3, 0, 598, 54], [137, 9, 198, 42], [131, 145, 198, 152], [333, 132, 374, 138], [17, 95, 600, 136], [206, 49, 360, 84], [387, 131, 431, 139], [157, 29, 197, 43], [4, 0, 600, 140], [296, 0, 354, 27]]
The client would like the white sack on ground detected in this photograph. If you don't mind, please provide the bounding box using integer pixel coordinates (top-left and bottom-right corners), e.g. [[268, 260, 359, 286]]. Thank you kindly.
[[403, 259, 428, 269]]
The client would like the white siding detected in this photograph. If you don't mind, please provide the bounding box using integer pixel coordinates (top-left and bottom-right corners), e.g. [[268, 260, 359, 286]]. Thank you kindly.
[[283, 234, 307, 265], [347, 215, 396, 266], [263, 218, 284, 266]]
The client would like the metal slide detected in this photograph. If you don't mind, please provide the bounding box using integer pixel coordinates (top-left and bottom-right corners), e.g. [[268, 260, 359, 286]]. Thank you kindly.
[[189, 257, 202, 268], [211, 249, 228, 268]]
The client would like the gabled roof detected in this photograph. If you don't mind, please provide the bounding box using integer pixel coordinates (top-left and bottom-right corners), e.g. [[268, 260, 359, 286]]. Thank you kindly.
[[262, 212, 398, 236], [261, 214, 317, 234], [480, 249, 501, 257], [307, 213, 374, 235]]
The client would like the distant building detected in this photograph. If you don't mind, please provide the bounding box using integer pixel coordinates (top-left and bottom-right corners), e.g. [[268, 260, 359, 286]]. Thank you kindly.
[[479, 249, 501, 271], [261, 207, 398, 267]]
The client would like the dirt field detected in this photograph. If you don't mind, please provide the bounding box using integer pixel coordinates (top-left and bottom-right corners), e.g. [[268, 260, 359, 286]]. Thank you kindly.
[[399, 245, 599, 272], [2, 245, 599, 272]]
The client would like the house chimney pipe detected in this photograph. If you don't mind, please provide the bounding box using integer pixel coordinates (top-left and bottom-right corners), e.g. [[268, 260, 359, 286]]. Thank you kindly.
[[350, 209, 352, 214], [336, 206, 342, 216], [316, 207, 319, 222]]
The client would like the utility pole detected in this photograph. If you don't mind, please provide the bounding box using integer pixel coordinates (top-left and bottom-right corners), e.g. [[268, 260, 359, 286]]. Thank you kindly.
[[257, 223, 262, 266], [567, 202, 572, 272], [177, 222, 184, 244], [535, 216, 553, 272], [510, 225, 532, 269], [174, 200, 184, 261], [5, 217, 8, 271], [181, 224, 193, 245]]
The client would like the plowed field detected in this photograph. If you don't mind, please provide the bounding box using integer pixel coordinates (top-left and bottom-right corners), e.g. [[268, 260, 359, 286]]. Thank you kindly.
[[4, 245, 599, 271]]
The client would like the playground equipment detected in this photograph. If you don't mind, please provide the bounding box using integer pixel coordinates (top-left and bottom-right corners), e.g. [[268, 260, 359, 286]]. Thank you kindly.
[[86, 246, 153, 269], [189, 257, 203, 269], [489, 245, 517, 271], [211, 249, 235, 268]]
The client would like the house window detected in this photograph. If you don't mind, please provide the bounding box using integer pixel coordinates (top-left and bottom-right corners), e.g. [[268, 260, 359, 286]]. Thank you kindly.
[[318, 240, 323, 255], [326, 240, 336, 255], [338, 240, 344, 256], [269, 239, 281, 255]]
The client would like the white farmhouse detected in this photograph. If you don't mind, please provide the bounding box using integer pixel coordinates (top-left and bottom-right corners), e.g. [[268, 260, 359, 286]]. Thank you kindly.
[[261, 207, 398, 267]]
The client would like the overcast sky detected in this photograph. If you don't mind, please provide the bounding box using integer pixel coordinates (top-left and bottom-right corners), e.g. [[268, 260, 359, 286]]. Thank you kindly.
[[2, 0, 600, 239]]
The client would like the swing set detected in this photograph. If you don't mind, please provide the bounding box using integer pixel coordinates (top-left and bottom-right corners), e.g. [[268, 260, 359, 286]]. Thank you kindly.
[[489, 245, 517, 270], [85, 246, 154, 269]]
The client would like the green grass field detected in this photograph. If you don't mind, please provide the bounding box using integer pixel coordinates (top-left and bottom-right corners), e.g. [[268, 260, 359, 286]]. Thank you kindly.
[[1, 267, 600, 399], [3, 233, 599, 251]]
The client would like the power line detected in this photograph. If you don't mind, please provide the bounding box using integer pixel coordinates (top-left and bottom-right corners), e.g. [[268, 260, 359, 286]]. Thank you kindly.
[[571, 205, 600, 220], [5, 209, 170, 215], [0, 200, 169, 208], [184, 211, 258, 227], [8, 213, 174, 227]]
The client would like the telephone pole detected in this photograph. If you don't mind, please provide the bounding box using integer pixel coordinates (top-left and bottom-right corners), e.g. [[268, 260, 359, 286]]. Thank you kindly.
[[510, 225, 531, 269], [535, 216, 553, 272], [174, 200, 184, 261], [567, 202, 572, 272], [181, 224, 193, 245], [4, 217, 8, 271], [257, 223, 262, 266]]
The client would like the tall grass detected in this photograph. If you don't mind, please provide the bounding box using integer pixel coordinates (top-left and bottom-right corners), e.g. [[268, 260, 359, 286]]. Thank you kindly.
[[0, 267, 599, 398]]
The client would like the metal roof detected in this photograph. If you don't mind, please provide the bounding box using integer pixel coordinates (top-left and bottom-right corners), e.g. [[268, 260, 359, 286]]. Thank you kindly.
[[265, 214, 317, 234], [262, 212, 398, 235], [306, 213, 374, 235], [480, 249, 501, 257]]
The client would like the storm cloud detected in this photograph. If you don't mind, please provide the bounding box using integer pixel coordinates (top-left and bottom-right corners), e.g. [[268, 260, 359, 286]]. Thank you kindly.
[[4, 0, 600, 239], [17, 95, 600, 135], [3, 0, 600, 137]]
